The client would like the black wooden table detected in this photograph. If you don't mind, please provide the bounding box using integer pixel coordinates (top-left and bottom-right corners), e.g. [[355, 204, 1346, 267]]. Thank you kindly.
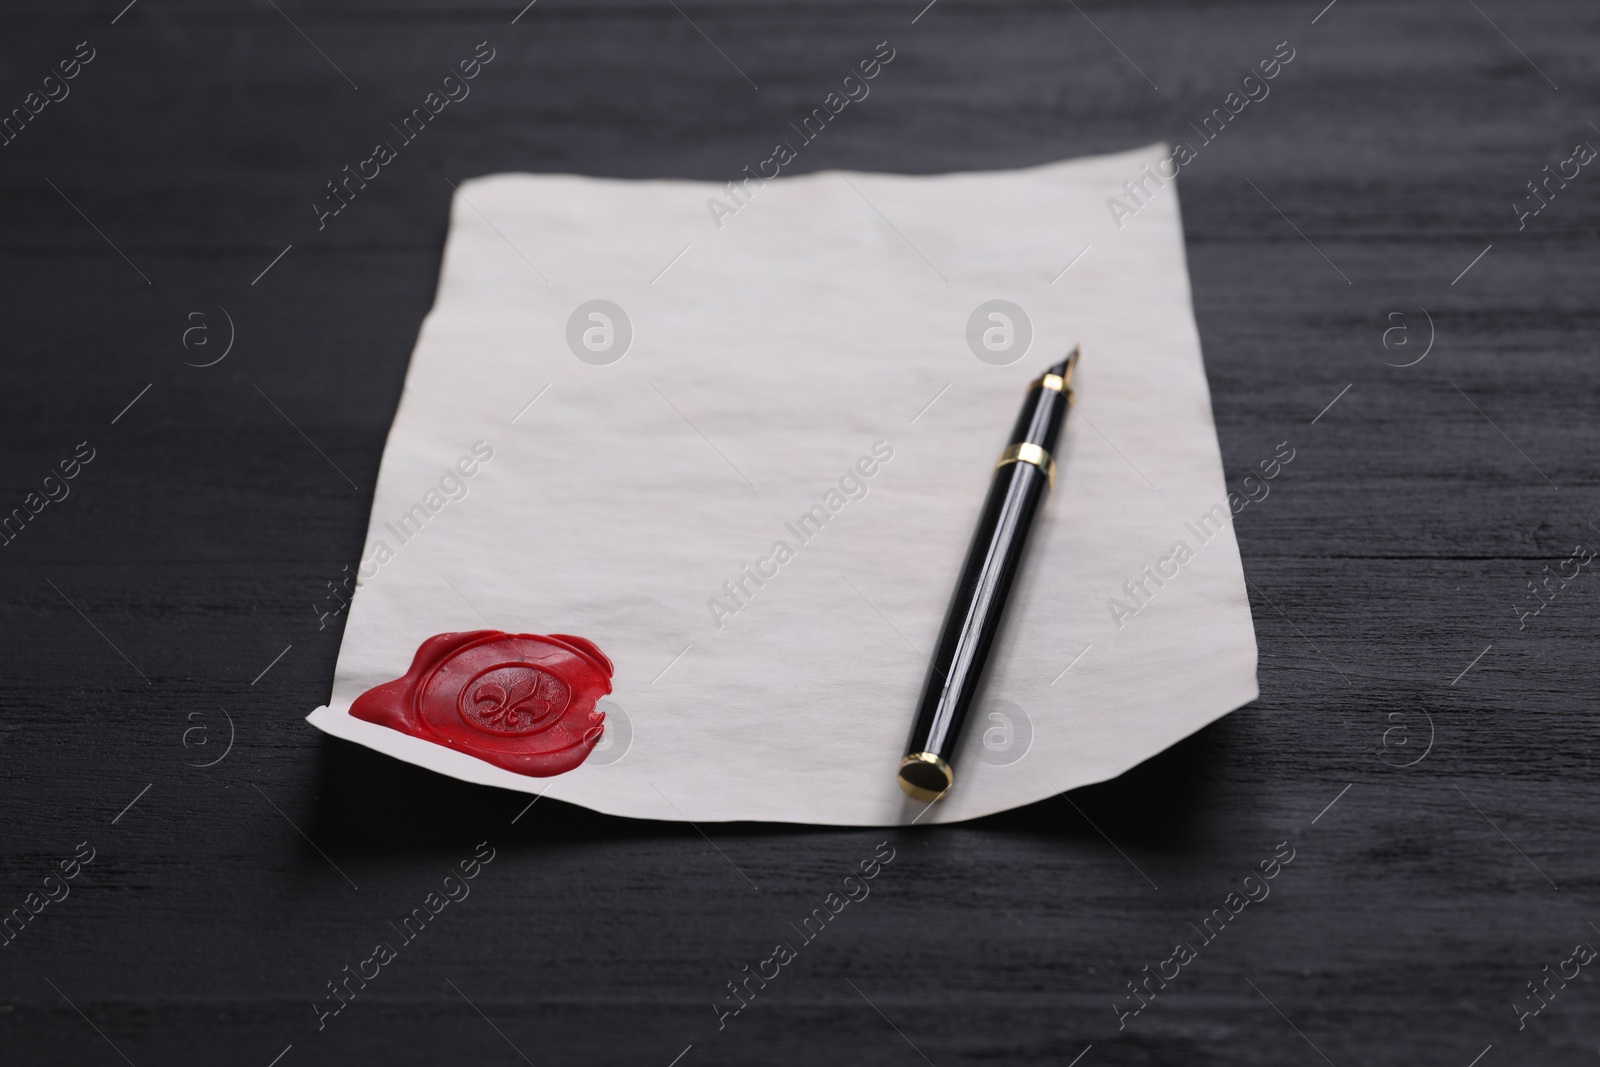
[[2, 1, 1596, 1063]]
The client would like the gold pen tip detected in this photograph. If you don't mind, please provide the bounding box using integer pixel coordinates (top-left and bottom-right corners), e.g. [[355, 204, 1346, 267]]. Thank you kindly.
[[898, 752, 952, 802], [1045, 345, 1080, 380]]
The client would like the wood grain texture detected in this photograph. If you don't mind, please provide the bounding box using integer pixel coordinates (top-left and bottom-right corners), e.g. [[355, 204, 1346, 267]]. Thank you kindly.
[[1, 0, 1597, 1064]]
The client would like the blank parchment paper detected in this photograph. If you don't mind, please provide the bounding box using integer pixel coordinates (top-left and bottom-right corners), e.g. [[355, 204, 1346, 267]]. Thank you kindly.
[[306, 142, 1258, 826]]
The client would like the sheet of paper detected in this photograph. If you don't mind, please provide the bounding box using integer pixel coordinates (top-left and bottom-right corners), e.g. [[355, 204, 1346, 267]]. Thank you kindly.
[[307, 142, 1258, 826]]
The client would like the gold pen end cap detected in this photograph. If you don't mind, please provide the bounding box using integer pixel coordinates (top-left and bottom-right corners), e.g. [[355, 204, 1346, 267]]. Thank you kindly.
[[898, 752, 953, 802]]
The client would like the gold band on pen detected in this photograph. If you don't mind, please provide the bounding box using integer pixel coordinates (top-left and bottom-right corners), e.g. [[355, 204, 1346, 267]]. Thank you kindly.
[[995, 441, 1055, 486], [1031, 372, 1070, 396], [897, 752, 953, 801], [1030, 346, 1079, 398]]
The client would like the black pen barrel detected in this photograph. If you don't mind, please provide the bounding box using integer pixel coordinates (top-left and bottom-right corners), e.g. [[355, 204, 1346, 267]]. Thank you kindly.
[[898, 353, 1076, 802]]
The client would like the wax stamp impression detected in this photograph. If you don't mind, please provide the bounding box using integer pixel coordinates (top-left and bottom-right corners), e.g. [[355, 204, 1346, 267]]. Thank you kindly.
[[350, 631, 613, 776]]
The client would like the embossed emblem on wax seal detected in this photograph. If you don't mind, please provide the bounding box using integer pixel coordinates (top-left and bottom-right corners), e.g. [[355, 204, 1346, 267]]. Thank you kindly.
[[350, 631, 614, 777]]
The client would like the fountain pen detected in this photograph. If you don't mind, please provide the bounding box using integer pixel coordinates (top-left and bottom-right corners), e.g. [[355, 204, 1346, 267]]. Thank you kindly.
[[898, 348, 1078, 802]]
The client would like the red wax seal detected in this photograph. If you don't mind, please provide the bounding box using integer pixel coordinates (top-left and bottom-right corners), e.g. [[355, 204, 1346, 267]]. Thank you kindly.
[[350, 631, 613, 777]]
